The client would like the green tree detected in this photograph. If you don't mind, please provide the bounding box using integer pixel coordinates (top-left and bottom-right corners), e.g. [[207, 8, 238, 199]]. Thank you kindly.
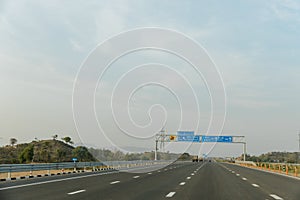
[[72, 146, 95, 162], [52, 134, 58, 140], [19, 145, 34, 163], [56, 149, 67, 162], [124, 153, 140, 161], [10, 138, 17, 146], [41, 149, 50, 162], [61, 136, 73, 145]]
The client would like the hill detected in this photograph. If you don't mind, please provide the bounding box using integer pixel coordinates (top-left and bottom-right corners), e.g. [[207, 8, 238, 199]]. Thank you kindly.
[[0, 140, 96, 164]]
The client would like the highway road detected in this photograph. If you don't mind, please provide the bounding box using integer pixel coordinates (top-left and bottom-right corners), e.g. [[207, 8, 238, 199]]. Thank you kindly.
[[0, 161, 299, 200]]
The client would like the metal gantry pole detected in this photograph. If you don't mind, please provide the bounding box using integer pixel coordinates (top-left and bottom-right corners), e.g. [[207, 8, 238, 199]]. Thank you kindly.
[[243, 142, 246, 161], [154, 139, 158, 161], [298, 132, 300, 153], [298, 132, 300, 163]]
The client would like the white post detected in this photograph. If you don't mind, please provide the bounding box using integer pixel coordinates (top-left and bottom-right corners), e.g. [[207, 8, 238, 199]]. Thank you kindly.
[[243, 142, 246, 161]]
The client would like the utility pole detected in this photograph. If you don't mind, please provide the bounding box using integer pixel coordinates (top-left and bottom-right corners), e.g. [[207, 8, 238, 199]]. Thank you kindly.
[[154, 127, 166, 161]]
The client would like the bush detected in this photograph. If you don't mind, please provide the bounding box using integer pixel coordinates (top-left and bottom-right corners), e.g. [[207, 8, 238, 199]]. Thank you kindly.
[[19, 145, 34, 163]]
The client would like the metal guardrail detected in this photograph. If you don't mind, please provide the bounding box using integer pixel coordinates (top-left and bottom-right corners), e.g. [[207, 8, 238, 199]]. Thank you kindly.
[[234, 161, 300, 178], [234, 160, 257, 166], [0, 162, 105, 173], [0, 160, 174, 174]]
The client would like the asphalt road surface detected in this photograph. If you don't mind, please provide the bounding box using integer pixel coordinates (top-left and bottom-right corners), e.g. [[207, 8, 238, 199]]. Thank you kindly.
[[0, 161, 299, 200]]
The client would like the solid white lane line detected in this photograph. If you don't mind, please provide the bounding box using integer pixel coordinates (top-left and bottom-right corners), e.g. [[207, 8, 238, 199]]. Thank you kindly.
[[68, 189, 86, 195], [0, 171, 118, 191], [242, 177, 247, 180], [133, 176, 140, 179], [110, 181, 120, 184], [166, 192, 176, 197], [179, 182, 186, 186], [186, 177, 191, 180], [269, 194, 283, 200], [252, 184, 260, 187]]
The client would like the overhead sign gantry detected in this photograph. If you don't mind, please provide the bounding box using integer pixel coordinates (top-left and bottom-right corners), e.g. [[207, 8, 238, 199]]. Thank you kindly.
[[155, 130, 246, 161]]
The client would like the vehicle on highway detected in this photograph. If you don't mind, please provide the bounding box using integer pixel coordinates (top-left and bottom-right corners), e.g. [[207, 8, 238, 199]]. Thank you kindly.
[[192, 156, 204, 162], [192, 155, 198, 162]]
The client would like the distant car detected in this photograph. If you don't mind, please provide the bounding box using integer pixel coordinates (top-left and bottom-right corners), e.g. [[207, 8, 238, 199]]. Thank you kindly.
[[192, 156, 198, 162]]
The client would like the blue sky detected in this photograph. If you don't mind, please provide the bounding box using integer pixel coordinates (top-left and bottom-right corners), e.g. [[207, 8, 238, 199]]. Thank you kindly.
[[0, 0, 299, 156]]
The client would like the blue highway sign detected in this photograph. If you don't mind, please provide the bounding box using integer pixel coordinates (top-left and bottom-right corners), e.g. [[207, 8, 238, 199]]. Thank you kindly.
[[201, 136, 233, 143], [178, 135, 200, 142]]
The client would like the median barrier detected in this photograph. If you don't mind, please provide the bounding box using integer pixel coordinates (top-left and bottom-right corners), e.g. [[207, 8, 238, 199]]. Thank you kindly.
[[0, 160, 174, 181]]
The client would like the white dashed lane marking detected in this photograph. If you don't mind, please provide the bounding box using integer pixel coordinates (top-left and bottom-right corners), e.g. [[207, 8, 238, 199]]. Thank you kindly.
[[133, 176, 140, 179], [242, 177, 247, 180], [269, 194, 283, 200], [67, 189, 86, 195], [110, 181, 120, 185], [179, 182, 186, 186], [186, 177, 191, 180], [252, 184, 260, 187], [148, 172, 152, 175], [166, 192, 176, 198]]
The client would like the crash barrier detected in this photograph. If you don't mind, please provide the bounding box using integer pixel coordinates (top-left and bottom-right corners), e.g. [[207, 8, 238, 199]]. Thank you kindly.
[[0, 160, 174, 179], [235, 161, 300, 178]]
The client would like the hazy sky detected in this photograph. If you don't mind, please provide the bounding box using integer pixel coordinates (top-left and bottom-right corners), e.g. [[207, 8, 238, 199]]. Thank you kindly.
[[0, 0, 299, 157]]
